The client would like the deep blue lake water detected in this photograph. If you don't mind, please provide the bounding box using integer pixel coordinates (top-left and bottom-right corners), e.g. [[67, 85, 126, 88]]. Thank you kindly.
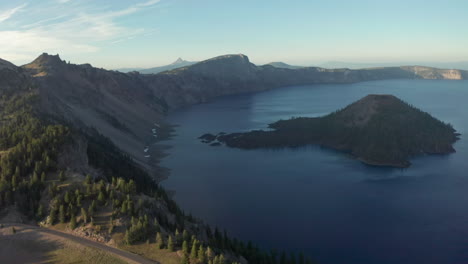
[[161, 79, 468, 264]]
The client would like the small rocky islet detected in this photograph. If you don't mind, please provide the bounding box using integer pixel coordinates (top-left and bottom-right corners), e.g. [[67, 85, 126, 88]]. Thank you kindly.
[[200, 94, 460, 168]]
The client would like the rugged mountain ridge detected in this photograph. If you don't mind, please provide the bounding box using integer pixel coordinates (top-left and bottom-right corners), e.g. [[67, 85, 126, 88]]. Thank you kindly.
[[143, 54, 468, 109], [5, 53, 466, 175], [21, 53, 168, 175]]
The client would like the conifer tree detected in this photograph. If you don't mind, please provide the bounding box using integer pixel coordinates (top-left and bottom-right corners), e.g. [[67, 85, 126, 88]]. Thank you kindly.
[[127, 200, 134, 215], [11, 175, 17, 189], [49, 208, 56, 224], [198, 244, 206, 263], [206, 247, 215, 262], [190, 240, 198, 261], [59, 204, 65, 223], [182, 229, 190, 242], [182, 240, 189, 255], [156, 232, 164, 249], [81, 207, 88, 224], [36, 204, 44, 219], [180, 254, 189, 264], [64, 191, 70, 204], [218, 254, 226, 264], [124, 230, 130, 244], [154, 219, 160, 232], [168, 235, 174, 252], [70, 214, 77, 229], [121, 201, 127, 214], [32, 172, 39, 184], [98, 191, 105, 204], [76, 195, 82, 207], [175, 228, 181, 245], [85, 174, 91, 184]]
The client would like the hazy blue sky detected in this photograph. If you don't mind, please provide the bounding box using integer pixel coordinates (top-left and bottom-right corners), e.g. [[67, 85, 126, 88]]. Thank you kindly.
[[1, 0, 468, 69]]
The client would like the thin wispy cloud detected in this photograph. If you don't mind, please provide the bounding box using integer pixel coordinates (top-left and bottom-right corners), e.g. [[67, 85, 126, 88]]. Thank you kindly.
[[137, 0, 160, 7], [0, 3, 27, 23], [0, 0, 161, 64]]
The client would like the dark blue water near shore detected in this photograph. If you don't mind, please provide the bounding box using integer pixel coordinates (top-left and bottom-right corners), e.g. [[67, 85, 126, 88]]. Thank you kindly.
[[161, 79, 468, 264]]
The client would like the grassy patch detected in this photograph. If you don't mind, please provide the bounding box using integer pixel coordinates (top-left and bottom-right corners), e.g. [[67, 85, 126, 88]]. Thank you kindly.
[[115, 233, 180, 264], [46, 241, 127, 264]]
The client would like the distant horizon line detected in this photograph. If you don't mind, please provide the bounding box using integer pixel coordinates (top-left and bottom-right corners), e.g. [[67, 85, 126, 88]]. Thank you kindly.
[[5, 52, 468, 71]]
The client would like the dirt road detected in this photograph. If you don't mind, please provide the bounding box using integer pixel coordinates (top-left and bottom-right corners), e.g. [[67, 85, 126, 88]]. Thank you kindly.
[[0, 223, 159, 264]]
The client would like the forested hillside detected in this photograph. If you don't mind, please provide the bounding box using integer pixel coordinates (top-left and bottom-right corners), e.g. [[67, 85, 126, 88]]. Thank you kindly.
[[0, 58, 315, 264]]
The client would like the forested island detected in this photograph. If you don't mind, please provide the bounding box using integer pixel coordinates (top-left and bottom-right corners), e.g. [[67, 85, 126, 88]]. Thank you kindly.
[[200, 95, 460, 167]]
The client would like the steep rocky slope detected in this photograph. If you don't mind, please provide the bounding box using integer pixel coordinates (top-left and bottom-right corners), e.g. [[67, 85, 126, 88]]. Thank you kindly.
[[22, 54, 168, 175]]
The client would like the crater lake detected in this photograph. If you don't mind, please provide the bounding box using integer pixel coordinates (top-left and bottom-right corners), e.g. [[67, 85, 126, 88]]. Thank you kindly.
[[161, 79, 468, 264]]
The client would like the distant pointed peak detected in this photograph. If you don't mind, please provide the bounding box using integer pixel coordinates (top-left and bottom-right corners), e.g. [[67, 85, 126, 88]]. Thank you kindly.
[[173, 57, 185, 64]]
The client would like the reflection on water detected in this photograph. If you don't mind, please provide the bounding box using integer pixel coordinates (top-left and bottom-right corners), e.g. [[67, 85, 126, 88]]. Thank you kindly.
[[161, 79, 468, 264]]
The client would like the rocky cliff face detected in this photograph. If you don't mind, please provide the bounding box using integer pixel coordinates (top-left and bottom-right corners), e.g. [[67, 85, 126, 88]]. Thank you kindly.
[[142, 55, 468, 109], [21, 54, 167, 174], [142, 54, 265, 108], [401, 66, 467, 80]]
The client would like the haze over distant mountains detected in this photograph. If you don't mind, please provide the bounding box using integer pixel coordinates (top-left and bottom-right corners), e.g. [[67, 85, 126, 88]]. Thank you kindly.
[[116, 58, 197, 74], [318, 61, 468, 71], [116, 57, 468, 76], [265, 62, 303, 69]]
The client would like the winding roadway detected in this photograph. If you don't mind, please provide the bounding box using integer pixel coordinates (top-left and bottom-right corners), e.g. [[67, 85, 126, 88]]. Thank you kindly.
[[1, 223, 159, 264]]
